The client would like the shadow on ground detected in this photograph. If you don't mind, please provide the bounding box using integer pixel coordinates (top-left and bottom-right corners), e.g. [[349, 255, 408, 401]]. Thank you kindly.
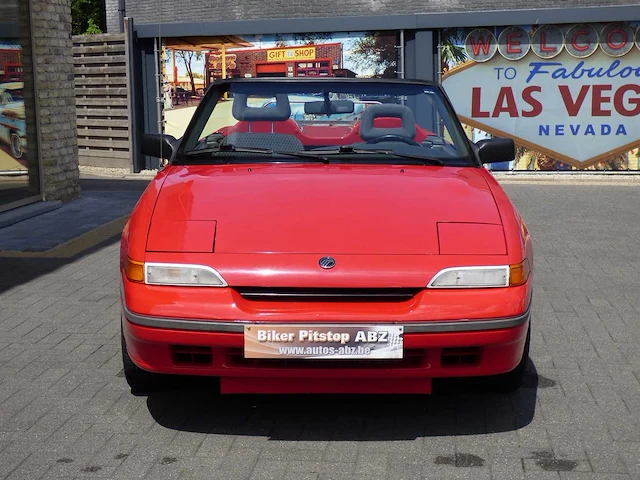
[[79, 176, 150, 192], [0, 177, 148, 293], [0, 235, 122, 294], [144, 360, 541, 440]]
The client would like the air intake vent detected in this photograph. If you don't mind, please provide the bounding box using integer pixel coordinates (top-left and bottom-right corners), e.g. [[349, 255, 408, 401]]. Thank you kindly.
[[441, 347, 481, 367], [236, 287, 422, 302], [170, 345, 212, 366]]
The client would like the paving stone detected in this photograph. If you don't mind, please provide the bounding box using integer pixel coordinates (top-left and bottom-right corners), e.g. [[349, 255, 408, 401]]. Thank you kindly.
[[491, 457, 525, 480], [354, 452, 389, 476], [558, 474, 632, 480], [585, 448, 629, 475], [4, 458, 51, 480], [284, 473, 318, 480], [1, 183, 640, 480]]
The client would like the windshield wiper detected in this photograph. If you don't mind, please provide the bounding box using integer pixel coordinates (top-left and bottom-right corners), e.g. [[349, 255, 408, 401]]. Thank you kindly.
[[182, 144, 329, 163], [180, 144, 443, 166], [310, 146, 445, 166], [184, 145, 273, 156]]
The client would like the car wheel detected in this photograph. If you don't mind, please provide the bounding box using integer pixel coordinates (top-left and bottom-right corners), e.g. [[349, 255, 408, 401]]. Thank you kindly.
[[487, 323, 531, 392], [121, 322, 160, 393], [9, 132, 23, 159]]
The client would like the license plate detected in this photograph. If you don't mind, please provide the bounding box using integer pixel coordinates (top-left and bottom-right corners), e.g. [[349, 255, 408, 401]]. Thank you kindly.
[[243, 324, 404, 359]]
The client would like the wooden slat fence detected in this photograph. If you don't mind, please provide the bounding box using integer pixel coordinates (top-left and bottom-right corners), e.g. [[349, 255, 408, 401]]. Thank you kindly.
[[72, 33, 132, 169]]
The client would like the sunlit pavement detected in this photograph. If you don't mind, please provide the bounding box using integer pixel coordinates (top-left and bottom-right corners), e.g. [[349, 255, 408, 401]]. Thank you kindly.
[[164, 106, 198, 139], [1, 181, 640, 479], [164, 100, 234, 140]]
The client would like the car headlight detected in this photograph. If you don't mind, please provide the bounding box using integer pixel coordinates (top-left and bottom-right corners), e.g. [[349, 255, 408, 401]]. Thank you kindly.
[[427, 260, 530, 288], [428, 266, 509, 288], [144, 262, 227, 287]]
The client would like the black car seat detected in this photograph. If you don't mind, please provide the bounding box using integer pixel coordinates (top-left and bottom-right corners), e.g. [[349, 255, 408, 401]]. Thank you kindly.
[[358, 104, 418, 146], [227, 93, 304, 153]]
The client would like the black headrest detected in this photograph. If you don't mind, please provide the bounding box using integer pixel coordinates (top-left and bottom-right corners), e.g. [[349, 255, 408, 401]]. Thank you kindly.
[[359, 104, 416, 141], [232, 93, 291, 121]]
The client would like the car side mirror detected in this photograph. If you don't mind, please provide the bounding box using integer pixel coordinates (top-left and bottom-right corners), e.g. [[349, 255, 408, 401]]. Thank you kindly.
[[142, 133, 177, 160], [476, 138, 515, 164]]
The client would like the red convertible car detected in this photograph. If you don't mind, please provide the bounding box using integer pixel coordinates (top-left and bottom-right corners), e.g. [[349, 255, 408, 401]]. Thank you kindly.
[[120, 78, 532, 395]]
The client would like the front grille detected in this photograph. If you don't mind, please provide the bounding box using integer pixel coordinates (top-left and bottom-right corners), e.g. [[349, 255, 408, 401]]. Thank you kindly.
[[236, 287, 422, 302], [227, 348, 426, 369]]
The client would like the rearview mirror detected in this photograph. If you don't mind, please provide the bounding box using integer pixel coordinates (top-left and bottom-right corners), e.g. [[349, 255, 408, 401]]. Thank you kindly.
[[476, 138, 515, 164], [142, 133, 177, 160], [304, 100, 355, 115]]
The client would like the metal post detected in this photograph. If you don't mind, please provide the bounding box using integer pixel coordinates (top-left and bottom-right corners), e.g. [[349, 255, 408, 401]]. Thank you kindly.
[[221, 44, 227, 80], [124, 17, 136, 173], [172, 48, 176, 91], [398, 30, 405, 106], [436, 29, 442, 85], [153, 37, 163, 168], [221, 44, 228, 100], [118, 0, 125, 34], [398, 29, 405, 79]]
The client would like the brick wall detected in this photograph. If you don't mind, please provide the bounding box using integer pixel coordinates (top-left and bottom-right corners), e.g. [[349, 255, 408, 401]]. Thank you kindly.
[[108, 0, 637, 25], [106, 0, 120, 34], [30, 0, 80, 202], [236, 50, 268, 77], [316, 44, 342, 65]]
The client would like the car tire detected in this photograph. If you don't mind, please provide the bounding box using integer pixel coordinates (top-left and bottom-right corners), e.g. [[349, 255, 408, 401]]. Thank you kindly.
[[486, 322, 531, 392], [121, 322, 160, 393], [9, 132, 23, 159]]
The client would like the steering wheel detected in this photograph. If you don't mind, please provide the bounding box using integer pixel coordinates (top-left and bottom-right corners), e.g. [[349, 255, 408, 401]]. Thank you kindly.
[[366, 134, 421, 146]]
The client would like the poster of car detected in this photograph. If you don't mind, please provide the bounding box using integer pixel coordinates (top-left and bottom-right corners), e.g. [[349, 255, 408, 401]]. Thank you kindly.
[[0, 41, 26, 174], [440, 23, 640, 171]]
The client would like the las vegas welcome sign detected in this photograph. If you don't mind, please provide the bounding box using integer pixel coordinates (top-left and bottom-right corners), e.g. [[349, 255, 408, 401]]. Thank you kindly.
[[442, 23, 640, 168]]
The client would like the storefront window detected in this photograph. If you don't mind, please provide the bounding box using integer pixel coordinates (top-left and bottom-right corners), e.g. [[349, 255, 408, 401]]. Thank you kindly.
[[0, 0, 40, 211], [162, 31, 399, 139], [295, 60, 331, 76]]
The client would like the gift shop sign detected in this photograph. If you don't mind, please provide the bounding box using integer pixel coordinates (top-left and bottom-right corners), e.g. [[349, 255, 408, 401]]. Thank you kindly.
[[442, 24, 640, 166], [267, 46, 316, 62]]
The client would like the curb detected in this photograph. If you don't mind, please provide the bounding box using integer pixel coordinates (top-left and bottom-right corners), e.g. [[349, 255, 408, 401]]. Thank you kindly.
[[0, 214, 129, 258], [0, 201, 62, 229], [491, 174, 640, 186]]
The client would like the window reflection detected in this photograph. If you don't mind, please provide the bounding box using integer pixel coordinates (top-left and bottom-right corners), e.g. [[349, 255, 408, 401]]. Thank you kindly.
[[0, 0, 40, 211]]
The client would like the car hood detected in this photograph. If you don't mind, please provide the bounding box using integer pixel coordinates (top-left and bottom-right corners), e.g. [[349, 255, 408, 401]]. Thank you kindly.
[[147, 164, 504, 255]]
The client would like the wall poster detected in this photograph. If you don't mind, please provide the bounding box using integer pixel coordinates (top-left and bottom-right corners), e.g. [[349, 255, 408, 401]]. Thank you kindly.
[[441, 23, 640, 171]]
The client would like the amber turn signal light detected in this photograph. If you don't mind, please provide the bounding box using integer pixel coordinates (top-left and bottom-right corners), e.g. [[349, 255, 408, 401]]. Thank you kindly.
[[124, 257, 145, 283], [509, 258, 531, 287]]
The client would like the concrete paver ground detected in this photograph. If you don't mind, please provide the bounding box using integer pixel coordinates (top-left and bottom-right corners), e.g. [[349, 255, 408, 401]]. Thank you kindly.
[[1, 181, 640, 479], [0, 178, 147, 253]]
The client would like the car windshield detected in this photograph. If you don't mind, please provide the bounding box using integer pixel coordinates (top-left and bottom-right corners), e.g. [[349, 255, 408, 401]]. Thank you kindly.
[[178, 80, 475, 166]]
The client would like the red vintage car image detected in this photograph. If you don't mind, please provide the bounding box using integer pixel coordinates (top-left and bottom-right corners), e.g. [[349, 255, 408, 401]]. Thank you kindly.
[[120, 78, 533, 395]]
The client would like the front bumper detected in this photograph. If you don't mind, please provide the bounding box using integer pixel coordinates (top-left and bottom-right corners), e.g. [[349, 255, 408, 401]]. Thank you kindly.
[[122, 302, 530, 394]]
